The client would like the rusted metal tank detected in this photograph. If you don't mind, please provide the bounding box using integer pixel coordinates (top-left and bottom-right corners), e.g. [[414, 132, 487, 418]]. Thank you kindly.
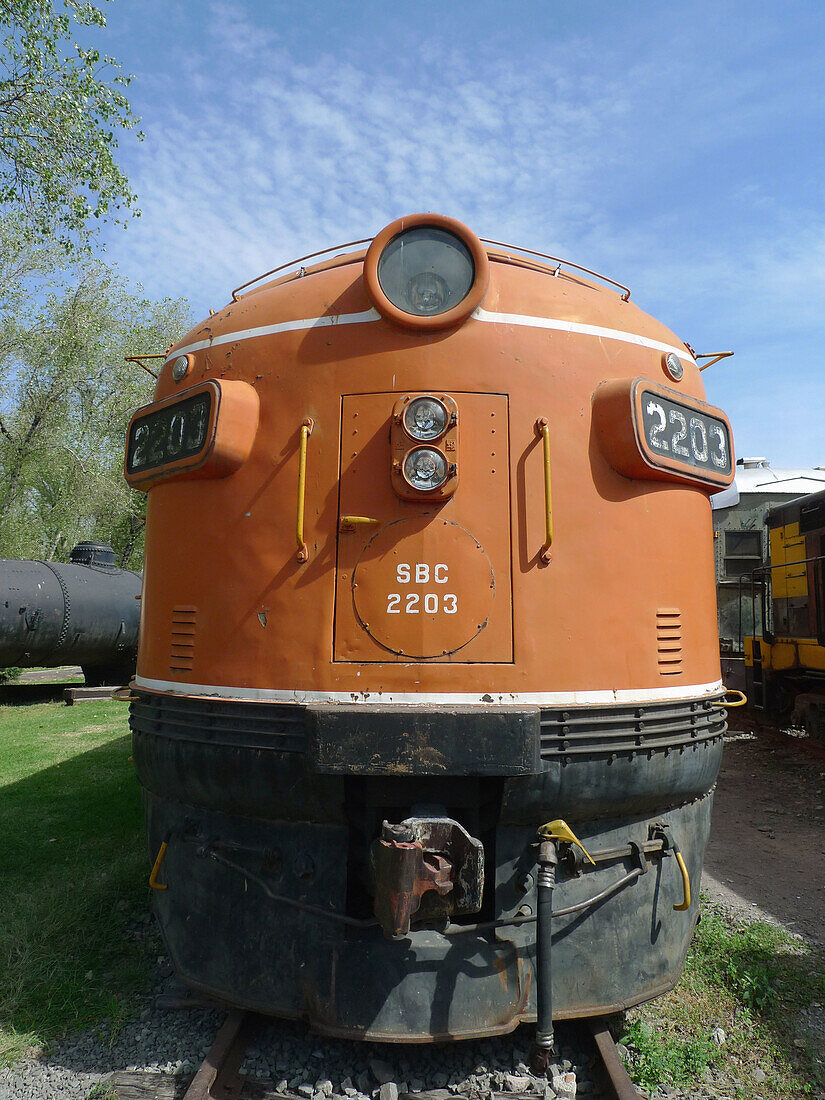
[[125, 214, 734, 1044], [0, 542, 140, 685]]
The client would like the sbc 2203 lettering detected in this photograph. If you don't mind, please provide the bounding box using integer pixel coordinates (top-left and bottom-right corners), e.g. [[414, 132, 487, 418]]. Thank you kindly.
[[386, 563, 458, 615]]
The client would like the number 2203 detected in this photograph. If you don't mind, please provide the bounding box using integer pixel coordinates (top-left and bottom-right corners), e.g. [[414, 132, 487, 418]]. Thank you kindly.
[[386, 562, 458, 615], [387, 592, 458, 614]]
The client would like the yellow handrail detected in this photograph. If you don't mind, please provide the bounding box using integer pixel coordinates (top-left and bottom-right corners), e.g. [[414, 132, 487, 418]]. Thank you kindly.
[[673, 847, 691, 911], [713, 688, 748, 710], [149, 840, 169, 891], [536, 418, 553, 561], [296, 418, 314, 563]]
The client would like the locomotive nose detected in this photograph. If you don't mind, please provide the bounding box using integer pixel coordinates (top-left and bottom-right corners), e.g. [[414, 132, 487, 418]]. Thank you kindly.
[[364, 213, 490, 330]]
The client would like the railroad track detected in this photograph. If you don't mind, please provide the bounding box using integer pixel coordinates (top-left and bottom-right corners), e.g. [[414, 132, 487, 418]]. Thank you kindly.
[[108, 1011, 642, 1100], [729, 711, 825, 761]]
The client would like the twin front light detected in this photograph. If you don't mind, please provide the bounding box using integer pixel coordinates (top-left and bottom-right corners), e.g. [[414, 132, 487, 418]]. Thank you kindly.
[[392, 393, 458, 501]]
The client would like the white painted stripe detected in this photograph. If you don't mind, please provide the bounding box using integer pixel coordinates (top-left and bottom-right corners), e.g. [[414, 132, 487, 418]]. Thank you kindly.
[[164, 309, 382, 364], [473, 307, 694, 362], [134, 675, 723, 707], [165, 308, 692, 366]]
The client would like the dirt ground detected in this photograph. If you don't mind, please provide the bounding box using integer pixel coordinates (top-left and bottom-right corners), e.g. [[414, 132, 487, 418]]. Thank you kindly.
[[703, 719, 825, 944]]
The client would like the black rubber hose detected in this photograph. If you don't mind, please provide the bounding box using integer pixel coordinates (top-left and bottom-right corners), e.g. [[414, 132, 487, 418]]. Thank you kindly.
[[534, 856, 556, 1056]]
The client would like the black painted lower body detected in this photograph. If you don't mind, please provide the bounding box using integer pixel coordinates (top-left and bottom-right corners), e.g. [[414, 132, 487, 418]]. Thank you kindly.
[[131, 691, 725, 1041]]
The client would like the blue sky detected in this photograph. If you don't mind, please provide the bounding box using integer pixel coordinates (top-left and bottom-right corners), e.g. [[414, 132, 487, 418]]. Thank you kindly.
[[94, 1, 825, 467]]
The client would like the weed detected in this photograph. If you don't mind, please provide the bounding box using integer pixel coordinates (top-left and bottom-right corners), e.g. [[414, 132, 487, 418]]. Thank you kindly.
[[620, 1019, 715, 1090], [87, 1081, 117, 1099], [622, 902, 825, 1097]]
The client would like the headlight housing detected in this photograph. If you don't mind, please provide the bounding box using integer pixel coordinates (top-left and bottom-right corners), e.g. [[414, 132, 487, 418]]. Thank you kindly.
[[364, 214, 490, 331]]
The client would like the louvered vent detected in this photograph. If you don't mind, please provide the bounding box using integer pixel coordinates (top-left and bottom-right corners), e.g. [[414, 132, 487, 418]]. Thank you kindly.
[[656, 607, 683, 676], [170, 605, 197, 672]]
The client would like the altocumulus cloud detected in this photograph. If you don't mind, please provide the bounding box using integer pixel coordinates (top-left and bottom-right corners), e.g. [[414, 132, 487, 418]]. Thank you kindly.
[[111, 0, 631, 311]]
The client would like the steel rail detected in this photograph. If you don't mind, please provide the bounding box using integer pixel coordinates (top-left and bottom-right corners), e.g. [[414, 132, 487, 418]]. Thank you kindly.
[[182, 1009, 252, 1100], [588, 1018, 643, 1099]]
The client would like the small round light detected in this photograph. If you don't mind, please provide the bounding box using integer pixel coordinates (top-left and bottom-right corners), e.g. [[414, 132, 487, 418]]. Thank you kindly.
[[172, 355, 190, 382], [403, 396, 449, 441], [403, 447, 448, 492], [664, 352, 684, 382]]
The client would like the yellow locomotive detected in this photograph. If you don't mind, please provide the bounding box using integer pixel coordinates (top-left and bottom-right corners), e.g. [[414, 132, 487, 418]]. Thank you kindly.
[[744, 488, 825, 739]]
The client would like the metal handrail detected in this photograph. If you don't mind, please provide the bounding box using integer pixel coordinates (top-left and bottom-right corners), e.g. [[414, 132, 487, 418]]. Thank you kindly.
[[229, 232, 632, 303], [481, 238, 631, 300], [295, 419, 314, 563], [536, 418, 553, 561], [231, 239, 372, 301], [736, 552, 825, 651]]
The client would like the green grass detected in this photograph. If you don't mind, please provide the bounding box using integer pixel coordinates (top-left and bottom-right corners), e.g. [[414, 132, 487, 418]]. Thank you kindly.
[[621, 903, 825, 1097], [0, 700, 151, 1066]]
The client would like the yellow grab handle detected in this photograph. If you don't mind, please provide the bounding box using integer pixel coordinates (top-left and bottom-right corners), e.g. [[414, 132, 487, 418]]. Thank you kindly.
[[673, 848, 691, 911], [149, 840, 169, 891], [340, 516, 381, 530], [296, 418, 314, 563], [720, 689, 747, 708], [538, 819, 595, 865], [110, 687, 136, 702], [536, 418, 553, 562]]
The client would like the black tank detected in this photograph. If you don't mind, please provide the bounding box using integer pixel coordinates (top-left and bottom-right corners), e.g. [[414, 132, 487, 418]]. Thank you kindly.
[[0, 544, 141, 685]]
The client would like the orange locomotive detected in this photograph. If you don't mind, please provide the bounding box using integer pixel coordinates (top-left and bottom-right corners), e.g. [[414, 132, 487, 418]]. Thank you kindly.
[[125, 214, 734, 1051]]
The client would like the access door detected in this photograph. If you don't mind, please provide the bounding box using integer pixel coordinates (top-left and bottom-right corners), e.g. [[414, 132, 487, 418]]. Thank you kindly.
[[334, 392, 513, 663]]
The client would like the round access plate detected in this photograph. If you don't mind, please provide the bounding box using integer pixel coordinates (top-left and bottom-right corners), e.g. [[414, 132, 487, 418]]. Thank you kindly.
[[352, 517, 495, 659]]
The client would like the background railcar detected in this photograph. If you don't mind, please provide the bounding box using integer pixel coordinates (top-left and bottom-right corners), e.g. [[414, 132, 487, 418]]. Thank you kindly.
[[124, 213, 734, 1050], [744, 487, 825, 739]]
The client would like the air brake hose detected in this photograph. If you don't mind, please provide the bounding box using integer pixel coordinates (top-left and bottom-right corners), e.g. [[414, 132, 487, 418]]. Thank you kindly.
[[529, 836, 558, 1074]]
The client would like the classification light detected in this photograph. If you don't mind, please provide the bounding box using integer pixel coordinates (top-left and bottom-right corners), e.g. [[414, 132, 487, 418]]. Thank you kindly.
[[172, 355, 191, 382], [664, 352, 684, 382]]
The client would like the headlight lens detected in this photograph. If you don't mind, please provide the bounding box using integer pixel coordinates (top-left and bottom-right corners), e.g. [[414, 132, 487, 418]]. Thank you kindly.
[[403, 447, 449, 491], [403, 396, 449, 440], [377, 227, 475, 318], [664, 352, 684, 382]]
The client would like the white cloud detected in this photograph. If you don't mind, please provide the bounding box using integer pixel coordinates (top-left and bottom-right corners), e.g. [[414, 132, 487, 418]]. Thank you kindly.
[[105, 7, 631, 312], [99, 1, 825, 465]]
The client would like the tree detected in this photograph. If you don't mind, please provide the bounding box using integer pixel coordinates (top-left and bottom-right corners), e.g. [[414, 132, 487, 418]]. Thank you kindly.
[[0, 0, 139, 244], [0, 246, 192, 565]]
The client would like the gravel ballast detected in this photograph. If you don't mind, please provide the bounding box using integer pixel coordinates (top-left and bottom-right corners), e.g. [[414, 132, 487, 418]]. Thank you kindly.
[[0, 962, 600, 1100]]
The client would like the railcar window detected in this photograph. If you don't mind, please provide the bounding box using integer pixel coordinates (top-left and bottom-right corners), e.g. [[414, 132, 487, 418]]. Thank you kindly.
[[724, 530, 762, 578]]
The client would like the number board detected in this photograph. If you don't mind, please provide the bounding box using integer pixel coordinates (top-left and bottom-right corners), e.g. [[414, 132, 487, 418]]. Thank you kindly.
[[639, 390, 731, 480], [126, 390, 213, 476]]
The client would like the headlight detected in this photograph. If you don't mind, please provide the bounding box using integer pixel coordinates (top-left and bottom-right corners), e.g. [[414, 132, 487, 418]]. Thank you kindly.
[[403, 447, 449, 491], [364, 214, 490, 331], [403, 396, 449, 440], [378, 227, 474, 317]]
